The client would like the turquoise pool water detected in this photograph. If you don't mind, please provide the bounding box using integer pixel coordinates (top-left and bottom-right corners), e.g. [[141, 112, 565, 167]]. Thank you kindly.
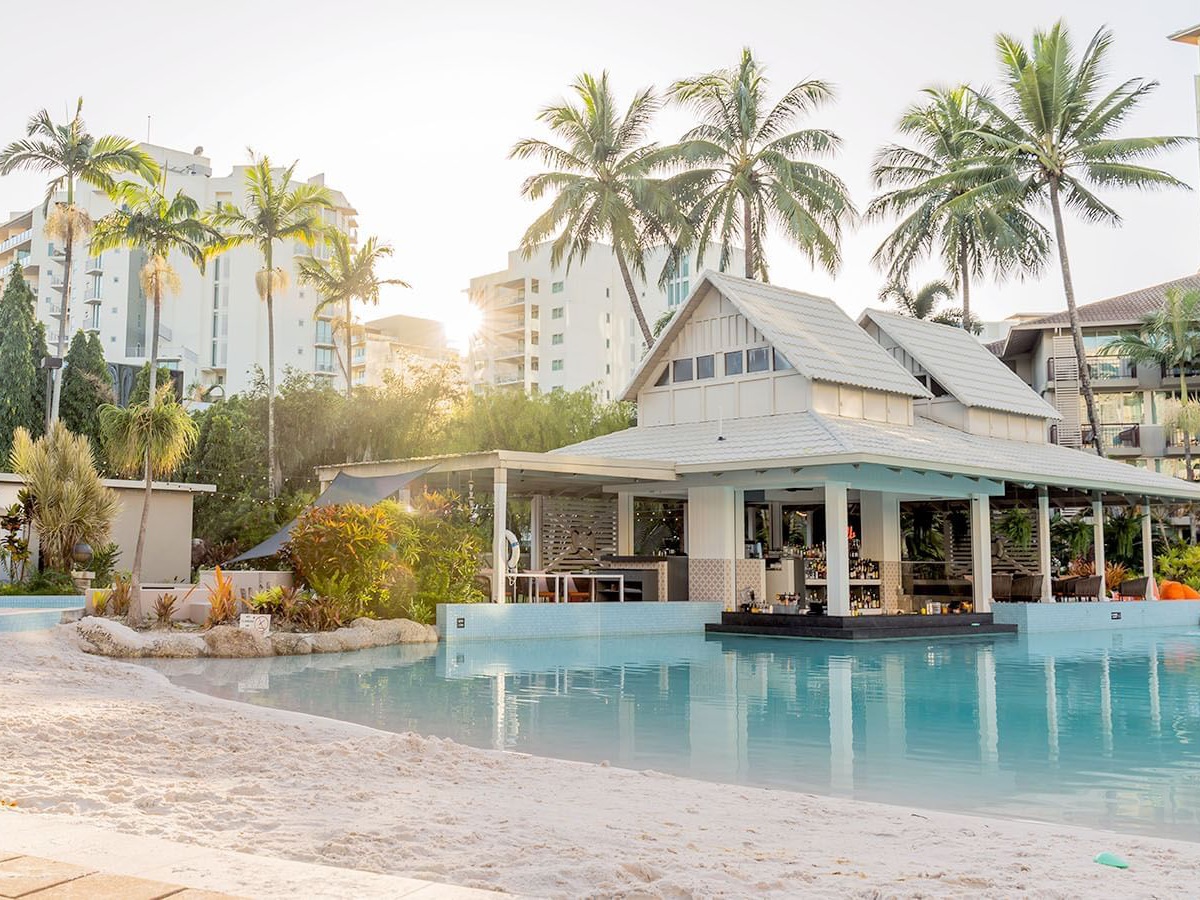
[[145, 629, 1200, 840]]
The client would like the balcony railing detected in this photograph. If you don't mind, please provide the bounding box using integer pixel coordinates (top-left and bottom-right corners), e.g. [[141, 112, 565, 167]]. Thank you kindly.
[[1049, 356, 1136, 380], [1081, 423, 1141, 451], [0, 228, 32, 254]]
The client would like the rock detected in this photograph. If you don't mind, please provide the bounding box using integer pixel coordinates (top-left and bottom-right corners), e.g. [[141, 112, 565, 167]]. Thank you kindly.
[[143, 633, 206, 658], [310, 632, 344, 654], [202, 625, 273, 658], [76, 617, 147, 658], [331, 625, 374, 652], [350, 617, 439, 644], [270, 632, 313, 656]]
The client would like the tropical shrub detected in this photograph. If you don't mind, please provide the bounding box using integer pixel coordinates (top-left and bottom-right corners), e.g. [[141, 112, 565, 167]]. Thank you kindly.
[[285, 499, 485, 625], [0, 500, 32, 582], [108, 572, 133, 617], [1156, 543, 1200, 590], [90, 542, 121, 589], [204, 566, 239, 628], [1067, 558, 1131, 592], [0, 569, 80, 596], [153, 593, 178, 626], [9, 423, 118, 571], [91, 590, 109, 616]]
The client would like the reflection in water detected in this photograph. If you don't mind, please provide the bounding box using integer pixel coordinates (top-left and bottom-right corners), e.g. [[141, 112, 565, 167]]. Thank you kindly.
[[142, 629, 1200, 841]]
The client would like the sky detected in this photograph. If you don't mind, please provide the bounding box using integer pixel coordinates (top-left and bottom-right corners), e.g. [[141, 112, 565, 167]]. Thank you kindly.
[[2, 1, 1198, 349]]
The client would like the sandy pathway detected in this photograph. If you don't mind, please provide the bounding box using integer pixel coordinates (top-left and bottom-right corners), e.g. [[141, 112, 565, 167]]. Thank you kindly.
[[2, 628, 1197, 898]]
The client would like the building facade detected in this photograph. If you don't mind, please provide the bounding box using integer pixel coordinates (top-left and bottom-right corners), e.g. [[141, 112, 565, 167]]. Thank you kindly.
[[466, 243, 742, 399], [350, 313, 460, 389], [990, 274, 1200, 479], [0, 143, 357, 399]]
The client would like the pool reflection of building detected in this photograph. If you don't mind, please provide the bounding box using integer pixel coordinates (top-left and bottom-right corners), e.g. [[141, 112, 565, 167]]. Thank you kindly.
[[144, 630, 1200, 838]]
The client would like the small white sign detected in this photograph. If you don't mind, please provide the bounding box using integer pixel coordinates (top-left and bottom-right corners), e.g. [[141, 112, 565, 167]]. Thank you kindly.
[[239, 613, 271, 637]]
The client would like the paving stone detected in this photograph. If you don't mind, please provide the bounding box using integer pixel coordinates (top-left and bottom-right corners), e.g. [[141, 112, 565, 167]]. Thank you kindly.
[[28, 872, 185, 899], [0, 856, 94, 898]]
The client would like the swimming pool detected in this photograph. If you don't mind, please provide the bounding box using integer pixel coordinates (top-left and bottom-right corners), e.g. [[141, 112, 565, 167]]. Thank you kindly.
[[145, 629, 1200, 841], [0, 596, 83, 632]]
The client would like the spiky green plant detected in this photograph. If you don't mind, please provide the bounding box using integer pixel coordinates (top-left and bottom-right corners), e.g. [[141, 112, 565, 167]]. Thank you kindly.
[[667, 48, 855, 282], [0, 99, 157, 425], [208, 154, 332, 497], [879, 279, 954, 320], [9, 422, 118, 572], [98, 385, 198, 599], [511, 72, 681, 345], [971, 21, 1193, 454], [868, 86, 1049, 324], [297, 231, 408, 397]]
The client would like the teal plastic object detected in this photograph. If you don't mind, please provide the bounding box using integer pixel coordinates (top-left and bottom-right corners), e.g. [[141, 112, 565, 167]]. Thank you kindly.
[[1094, 852, 1129, 869]]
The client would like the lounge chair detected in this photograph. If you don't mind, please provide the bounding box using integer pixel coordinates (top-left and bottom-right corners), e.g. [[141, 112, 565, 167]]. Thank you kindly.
[[1072, 574, 1104, 601], [991, 573, 1013, 602], [1115, 577, 1149, 601]]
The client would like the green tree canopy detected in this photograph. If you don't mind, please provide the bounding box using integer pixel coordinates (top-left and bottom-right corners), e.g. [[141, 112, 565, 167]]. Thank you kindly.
[[0, 265, 40, 460], [60, 329, 114, 456]]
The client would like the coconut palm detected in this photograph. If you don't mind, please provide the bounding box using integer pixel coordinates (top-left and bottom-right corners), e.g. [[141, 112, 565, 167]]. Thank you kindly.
[[971, 22, 1192, 455], [511, 72, 680, 346], [90, 179, 218, 597], [868, 86, 1049, 324], [0, 99, 157, 426], [9, 422, 118, 572], [297, 231, 409, 397], [879, 279, 954, 320], [99, 385, 198, 608], [1103, 287, 1200, 482], [208, 154, 332, 497], [667, 48, 855, 282]]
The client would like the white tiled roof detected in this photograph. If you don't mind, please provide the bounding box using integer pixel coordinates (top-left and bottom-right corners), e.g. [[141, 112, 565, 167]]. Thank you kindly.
[[554, 411, 1200, 500], [622, 272, 930, 401], [861, 309, 1061, 420]]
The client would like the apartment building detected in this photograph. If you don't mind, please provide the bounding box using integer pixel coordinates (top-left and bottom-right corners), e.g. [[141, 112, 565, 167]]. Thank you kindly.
[[990, 274, 1200, 479], [466, 242, 742, 399], [0, 143, 357, 399], [349, 313, 460, 389]]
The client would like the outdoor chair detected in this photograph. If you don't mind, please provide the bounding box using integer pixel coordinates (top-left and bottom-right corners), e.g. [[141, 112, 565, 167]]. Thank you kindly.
[[991, 573, 1013, 602], [1053, 576, 1079, 600], [1115, 577, 1150, 601], [562, 575, 592, 603], [1072, 575, 1104, 602], [1010, 574, 1044, 602], [532, 573, 559, 604]]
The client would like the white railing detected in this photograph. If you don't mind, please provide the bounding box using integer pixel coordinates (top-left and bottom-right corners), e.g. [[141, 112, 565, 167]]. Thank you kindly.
[[500, 572, 625, 603], [0, 228, 32, 254]]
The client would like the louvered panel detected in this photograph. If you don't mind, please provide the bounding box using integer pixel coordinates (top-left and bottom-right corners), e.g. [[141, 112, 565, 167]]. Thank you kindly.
[[1051, 335, 1082, 447], [540, 496, 618, 572]]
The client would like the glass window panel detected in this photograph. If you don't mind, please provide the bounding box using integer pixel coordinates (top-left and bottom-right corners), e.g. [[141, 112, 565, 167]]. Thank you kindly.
[[673, 358, 693, 382], [724, 351, 743, 376], [696, 354, 715, 379], [747, 347, 770, 373]]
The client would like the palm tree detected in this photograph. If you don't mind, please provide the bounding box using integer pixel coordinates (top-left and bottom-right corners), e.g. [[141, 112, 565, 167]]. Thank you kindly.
[[208, 154, 332, 497], [511, 72, 678, 346], [1103, 287, 1200, 482], [90, 179, 219, 598], [297, 231, 409, 397], [867, 86, 1049, 324], [879, 279, 954, 320], [667, 48, 855, 282], [0, 99, 157, 426], [971, 22, 1192, 455], [99, 385, 198, 611]]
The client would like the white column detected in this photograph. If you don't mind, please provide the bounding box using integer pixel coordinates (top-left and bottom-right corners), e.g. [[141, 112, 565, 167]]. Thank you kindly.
[[530, 494, 544, 571], [733, 489, 747, 557], [1037, 489, 1054, 602], [491, 467, 508, 604], [970, 493, 993, 613], [616, 492, 635, 557], [860, 491, 901, 612], [826, 482, 851, 616], [1092, 496, 1105, 584], [1142, 499, 1157, 600], [686, 486, 738, 605]]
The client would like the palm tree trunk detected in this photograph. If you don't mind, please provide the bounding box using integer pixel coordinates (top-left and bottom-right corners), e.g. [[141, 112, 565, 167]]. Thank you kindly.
[[49, 216, 73, 427], [129, 280, 161, 618], [266, 246, 280, 499], [743, 198, 755, 280], [958, 245, 971, 328], [344, 297, 353, 399], [1048, 178, 1103, 457], [614, 245, 653, 348]]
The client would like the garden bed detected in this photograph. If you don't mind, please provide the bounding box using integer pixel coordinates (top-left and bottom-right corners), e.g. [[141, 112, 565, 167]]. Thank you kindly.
[[73, 615, 438, 659]]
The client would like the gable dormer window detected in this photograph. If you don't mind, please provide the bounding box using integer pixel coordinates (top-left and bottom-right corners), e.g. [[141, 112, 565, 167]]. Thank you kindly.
[[724, 351, 744, 376], [673, 359, 694, 382], [654, 366, 669, 387], [696, 354, 715, 379], [747, 347, 770, 373], [773, 348, 794, 371]]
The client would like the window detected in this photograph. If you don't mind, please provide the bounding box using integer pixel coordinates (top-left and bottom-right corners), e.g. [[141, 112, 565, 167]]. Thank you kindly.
[[724, 350, 744, 376], [298, 319, 304, 327], [551, 333, 564, 345], [605, 288, 610, 298], [654, 366, 669, 386], [747, 347, 770, 373], [605, 312, 610, 323], [551, 307, 564, 319], [673, 358, 693, 382], [696, 354, 715, 379], [353, 346, 365, 363], [551, 359, 564, 371], [605, 364, 611, 374], [530, 279, 539, 294], [665, 253, 691, 308], [605, 338, 610, 349], [773, 348, 793, 371], [315, 347, 335, 372], [552, 281, 564, 293], [315, 319, 333, 344]]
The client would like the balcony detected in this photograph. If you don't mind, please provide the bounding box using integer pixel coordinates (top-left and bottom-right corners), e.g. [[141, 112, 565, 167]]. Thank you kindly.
[[1081, 423, 1141, 453], [85, 256, 103, 275], [84, 284, 102, 304], [0, 228, 32, 254], [1048, 356, 1137, 381]]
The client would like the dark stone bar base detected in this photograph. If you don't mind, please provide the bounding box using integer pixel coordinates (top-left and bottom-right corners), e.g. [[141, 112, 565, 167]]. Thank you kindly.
[[705, 611, 1018, 641]]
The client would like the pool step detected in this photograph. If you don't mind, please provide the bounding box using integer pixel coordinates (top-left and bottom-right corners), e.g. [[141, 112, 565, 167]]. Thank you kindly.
[[706, 611, 1018, 641]]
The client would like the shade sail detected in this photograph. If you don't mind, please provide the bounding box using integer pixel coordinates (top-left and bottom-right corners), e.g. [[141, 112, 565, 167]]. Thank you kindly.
[[227, 466, 432, 563]]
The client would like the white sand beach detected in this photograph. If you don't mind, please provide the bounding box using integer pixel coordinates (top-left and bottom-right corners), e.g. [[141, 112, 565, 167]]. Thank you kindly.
[[2, 627, 1198, 899]]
